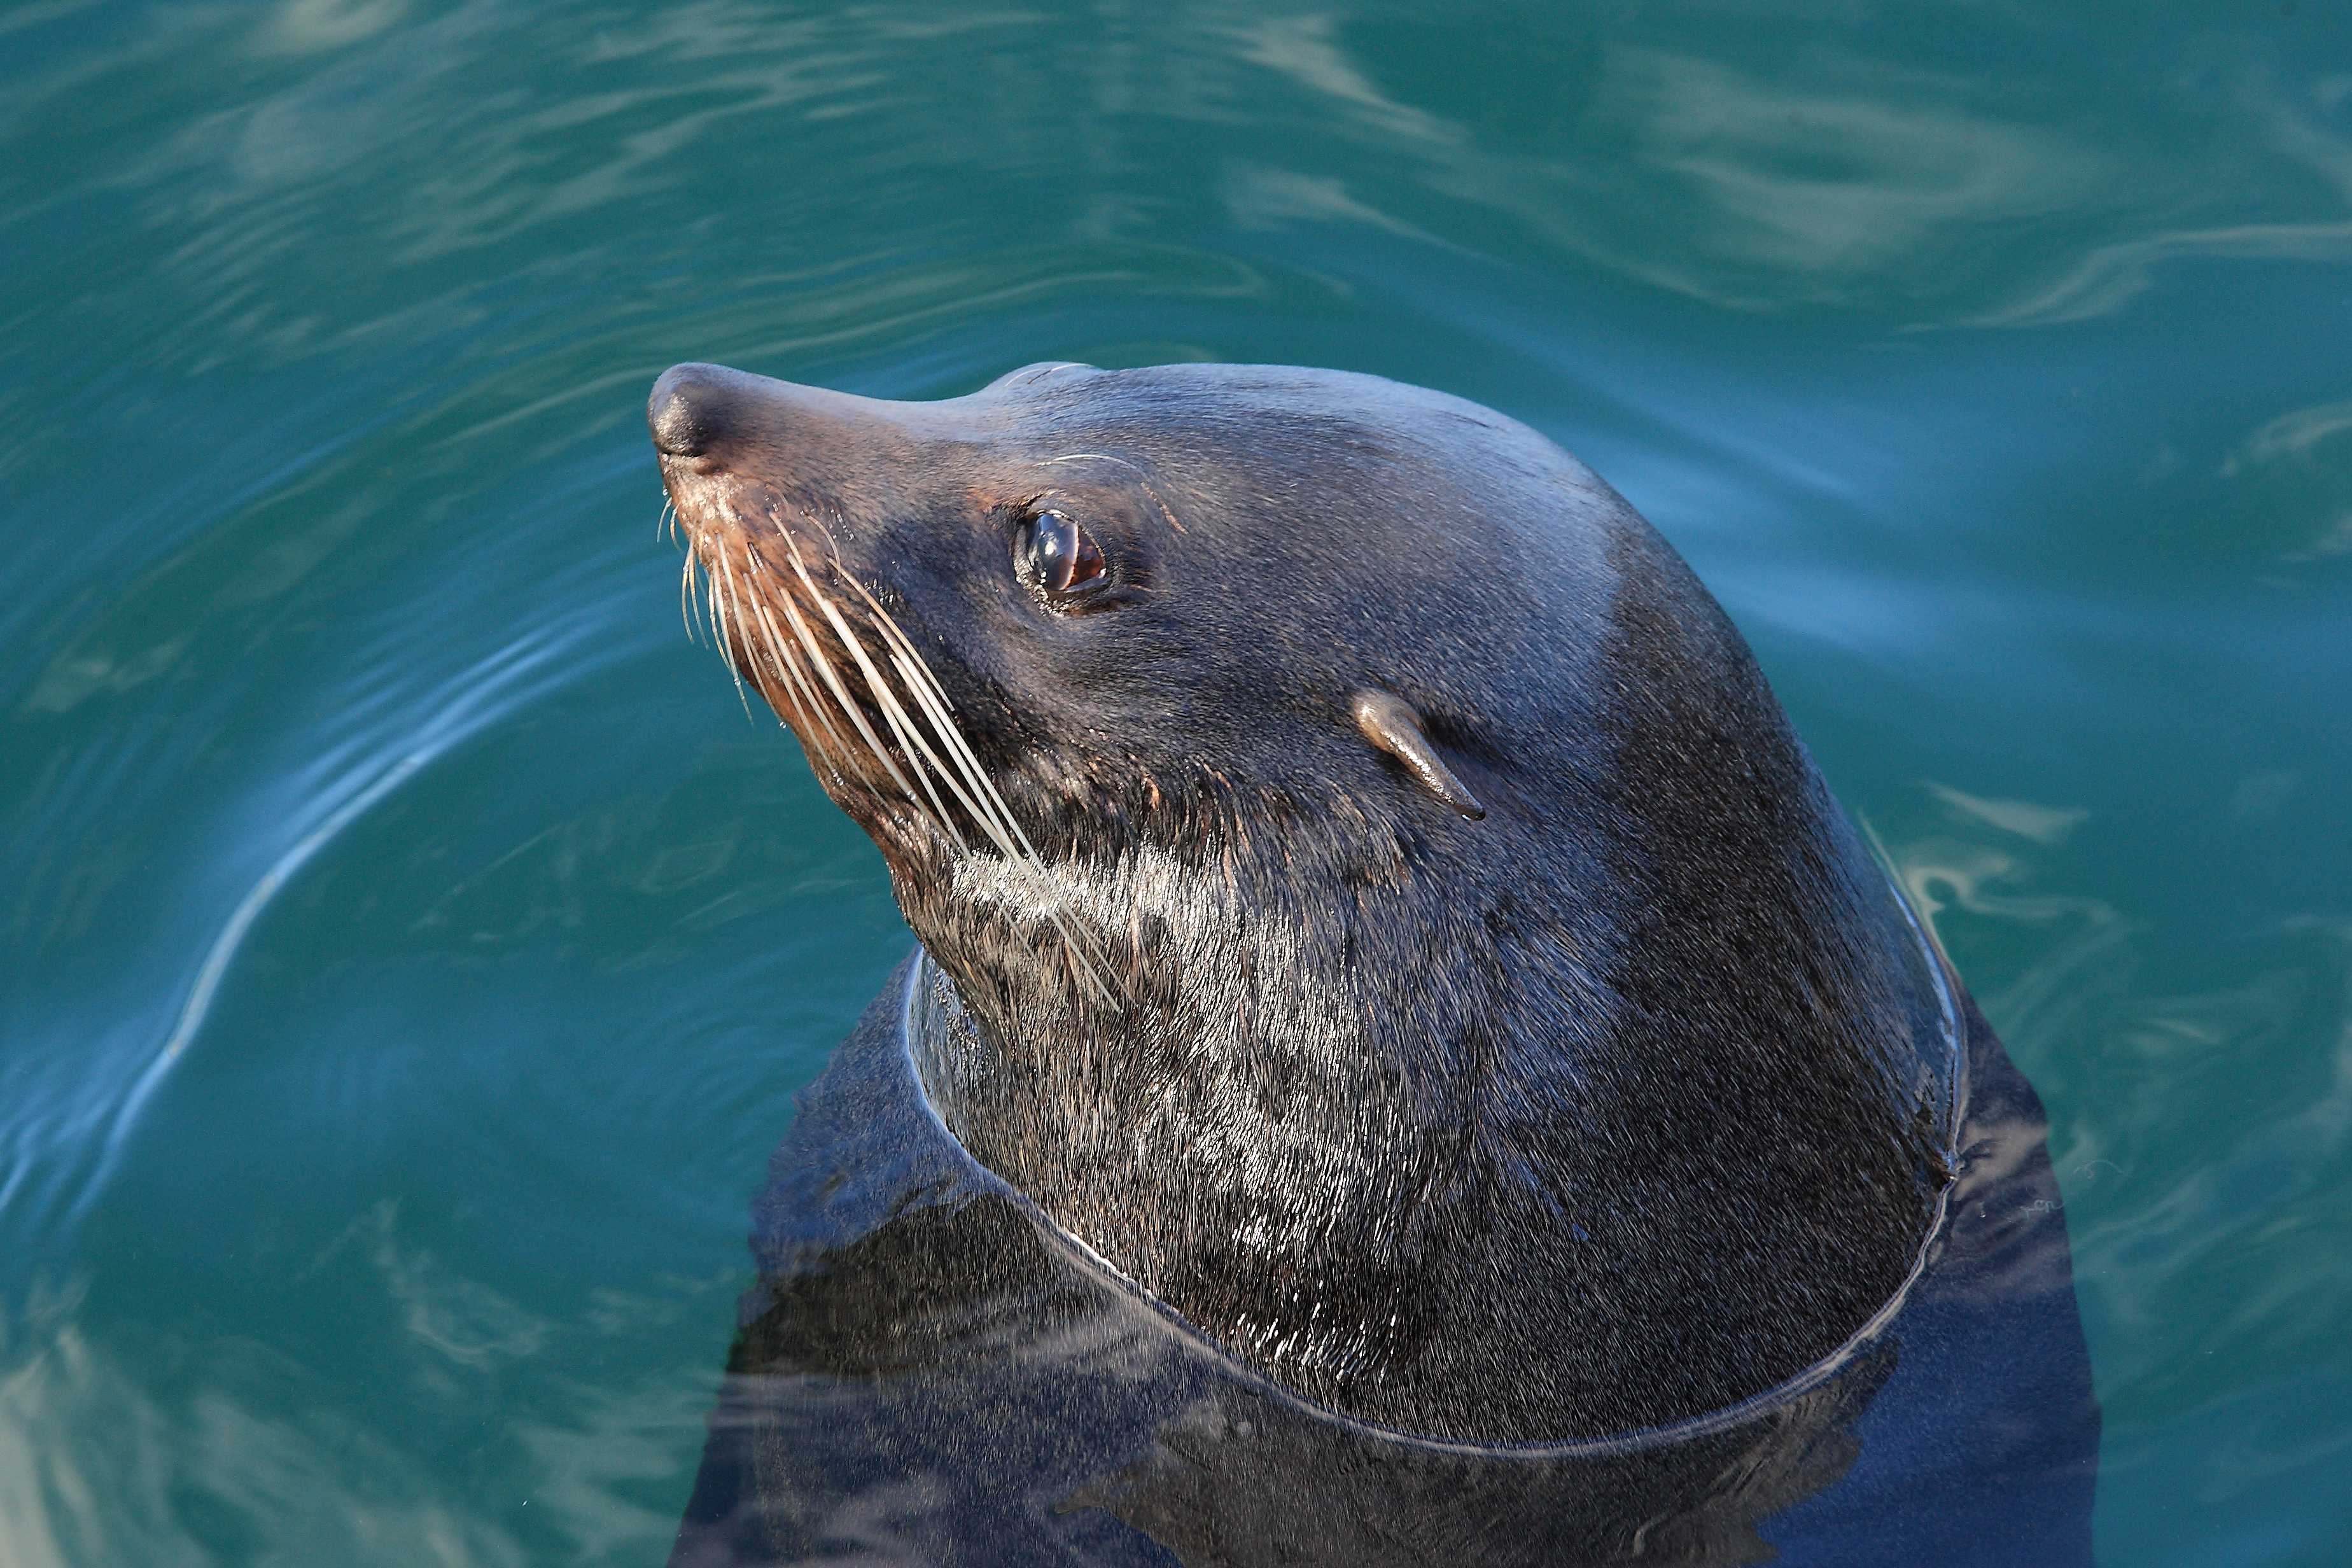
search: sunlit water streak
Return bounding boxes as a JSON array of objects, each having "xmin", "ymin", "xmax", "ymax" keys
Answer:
[{"xmin": 80, "ymin": 618, "xmax": 608, "ymax": 1215}]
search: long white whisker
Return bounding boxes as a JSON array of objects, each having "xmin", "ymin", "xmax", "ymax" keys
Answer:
[
  {"xmin": 900, "ymin": 653, "xmax": 1044, "ymax": 863},
  {"xmin": 714, "ymin": 556, "xmax": 758, "ymax": 722},
  {"xmin": 830, "ymin": 569, "xmax": 1035, "ymax": 847},
  {"xmin": 701, "ymin": 549, "xmax": 724, "ymax": 650},
  {"xmin": 796, "ymin": 556, "xmax": 959, "ymax": 841},
  {"xmin": 889, "ymin": 654, "xmax": 1021, "ymax": 855},
  {"xmin": 766, "ymin": 554, "xmax": 924, "ymax": 806},
  {"xmin": 876, "ymin": 652, "xmax": 1034, "ymax": 857},
  {"xmin": 805, "ymin": 585, "xmax": 957, "ymax": 820},
  {"xmin": 694, "ymin": 545, "xmax": 722, "ymax": 652},
  {"xmin": 706, "ymin": 556, "xmax": 733, "ymax": 669},
  {"xmin": 834, "ymin": 555, "xmax": 1044, "ymax": 853},
  {"xmin": 840, "ymin": 575, "xmax": 951, "ymax": 710},
  {"xmin": 739, "ymin": 591, "xmax": 798, "ymax": 720},
  {"xmin": 746, "ymin": 590, "xmax": 854, "ymax": 776},
  {"xmin": 755, "ymin": 573, "xmax": 951, "ymax": 852},
  {"xmin": 861, "ymin": 668, "xmax": 964, "ymax": 848}
]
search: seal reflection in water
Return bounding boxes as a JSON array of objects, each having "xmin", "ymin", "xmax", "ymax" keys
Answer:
[{"xmin": 650, "ymin": 361, "xmax": 2097, "ymax": 1566}]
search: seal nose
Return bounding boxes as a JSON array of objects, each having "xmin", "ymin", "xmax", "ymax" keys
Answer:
[{"xmin": 648, "ymin": 362, "xmax": 737, "ymax": 458}]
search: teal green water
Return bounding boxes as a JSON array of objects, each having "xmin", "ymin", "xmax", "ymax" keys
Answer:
[{"xmin": 3, "ymin": 2, "xmax": 2348, "ymax": 1561}]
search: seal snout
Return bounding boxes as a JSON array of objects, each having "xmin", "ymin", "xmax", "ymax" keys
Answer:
[{"xmin": 648, "ymin": 362, "xmax": 741, "ymax": 459}]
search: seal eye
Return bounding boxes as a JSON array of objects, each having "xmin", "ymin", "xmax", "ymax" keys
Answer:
[{"xmin": 1021, "ymin": 509, "xmax": 1107, "ymax": 599}]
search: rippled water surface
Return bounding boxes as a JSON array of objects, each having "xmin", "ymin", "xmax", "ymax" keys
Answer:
[{"xmin": 4, "ymin": 3, "xmax": 2349, "ymax": 1562}]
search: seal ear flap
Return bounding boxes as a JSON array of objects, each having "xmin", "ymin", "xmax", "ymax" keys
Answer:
[{"xmin": 1350, "ymin": 690, "xmax": 1487, "ymax": 821}]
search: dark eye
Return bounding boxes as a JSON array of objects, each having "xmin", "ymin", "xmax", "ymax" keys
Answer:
[{"xmin": 1020, "ymin": 509, "xmax": 1107, "ymax": 598}]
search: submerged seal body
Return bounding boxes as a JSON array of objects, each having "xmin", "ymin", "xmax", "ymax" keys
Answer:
[{"xmin": 649, "ymin": 360, "xmax": 1966, "ymax": 1446}]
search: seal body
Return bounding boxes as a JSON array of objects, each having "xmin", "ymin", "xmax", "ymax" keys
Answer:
[
  {"xmin": 666, "ymin": 954, "xmax": 2094, "ymax": 1567},
  {"xmin": 650, "ymin": 360, "xmax": 1970, "ymax": 1445}
]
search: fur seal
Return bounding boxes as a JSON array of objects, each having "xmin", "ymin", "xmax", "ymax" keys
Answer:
[{"xmin": 648, "ymin": 360, "xmax": 1977, "ymax": 1446}]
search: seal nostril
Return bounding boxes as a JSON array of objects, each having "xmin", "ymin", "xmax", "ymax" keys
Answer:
[{"xmin": 648, "ymin": 362, "xmax": 730, "ymax": 458}]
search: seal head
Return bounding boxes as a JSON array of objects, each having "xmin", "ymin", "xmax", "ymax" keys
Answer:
[{"xmin": 650, "ymin": 359, "xmax": 1957, "ymax": 1444}]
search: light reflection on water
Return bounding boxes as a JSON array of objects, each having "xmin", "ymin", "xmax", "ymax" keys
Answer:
[{"xmin": 1, "ymin": 3, "xmax": 2348, "ymax": 1564}]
